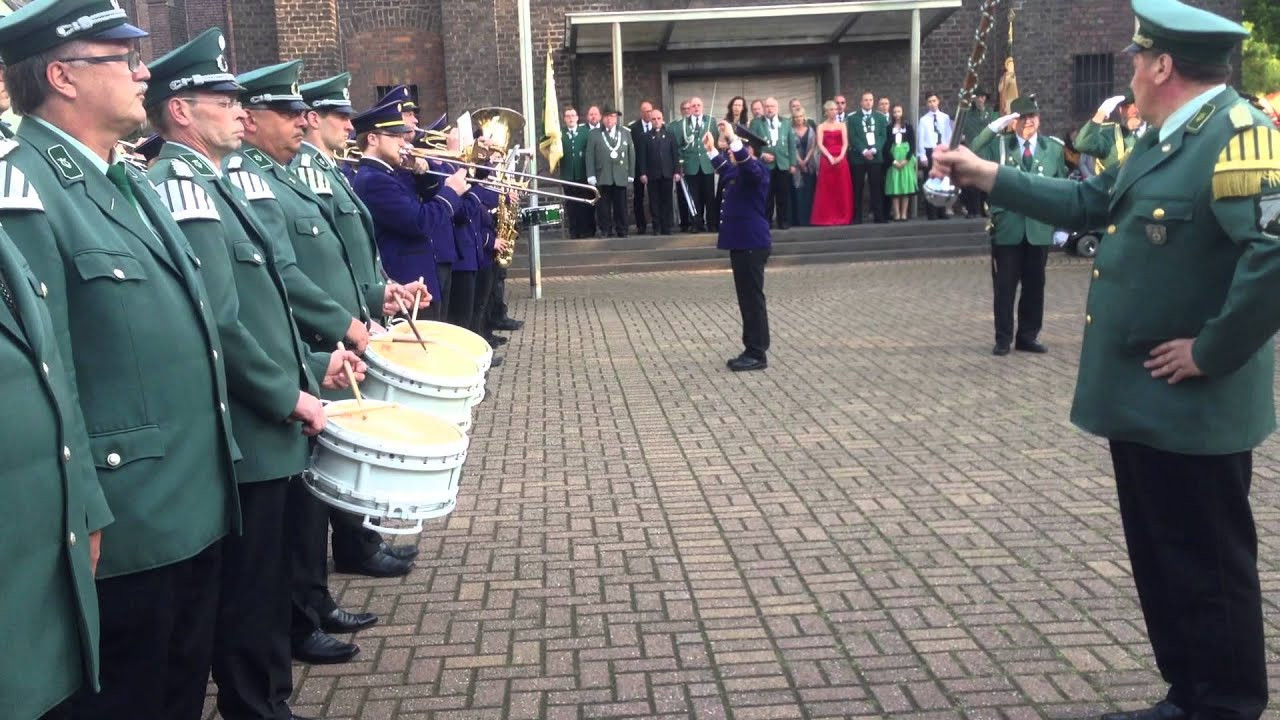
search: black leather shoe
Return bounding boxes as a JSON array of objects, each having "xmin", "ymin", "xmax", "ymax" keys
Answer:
[
  {"xmin": 490, "ymin": 355, "xmax": 503, "ymax": 367},
  {"xmin": 1015, "ymin": 339, "xmax": 1048, "ymax": 353},
  {"xmin": 1100, "ymin": 701, "xmax": 1187, "ymax": 720},
  {"xmin": 321, "ymin": 607, "xmax": 378, "ymax": 634},
  {"xmin": 493, "ymin": 317, "xmax": 523, "ymax": 331},
  {"xmin": 333, "ymin": 548, "xmax": 413, "ymax": 578},
  {"xmin": 292, "ymin": 630, "xmax": 359, "ymax": 665},
  {"xmin": 381, "ymin": 542, "xmax": 419, "ymax": 561},
  {"xmin": 487, "ymin": 334, "xmax": 508, "ymax": 348},
  {"xmin": 992, "ymin": 343, "xmax": 1011, "ymax": 356},
  {"xmin": 728, "ymin": 355, "xmax": 767, "ymax": 372}
]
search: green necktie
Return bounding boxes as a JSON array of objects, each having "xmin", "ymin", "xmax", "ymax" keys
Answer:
[{"xmin": 107, "ymin": 162, "xmax": 138, "ymax": 209}]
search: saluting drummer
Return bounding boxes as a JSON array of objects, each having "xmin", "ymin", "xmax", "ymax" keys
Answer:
[{"xmin": 142, "ymin": 30, "xmax": 366, "ymax": 720}]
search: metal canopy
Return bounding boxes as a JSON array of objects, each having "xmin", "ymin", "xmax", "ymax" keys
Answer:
[{"xmin": 565, "ymin": 0, "xmax": 963, "ymax": 54}]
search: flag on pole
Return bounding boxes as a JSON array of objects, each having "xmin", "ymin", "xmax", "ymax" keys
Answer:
[{"xmin": 538, "ymin": 48, "xmax": 563, "ymax": 172}]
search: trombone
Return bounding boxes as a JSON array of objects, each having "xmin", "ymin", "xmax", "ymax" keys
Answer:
[
  {"xmin": 334, "ymin": 146, "xmax": 599, "ymax": 206},
  {"xmin": 402, "ymin": 146, "xmax": 599, "ymax": 205}
]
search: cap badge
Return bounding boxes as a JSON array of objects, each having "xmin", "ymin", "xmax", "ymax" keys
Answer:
[
  {"xmin": 291, "ymin": 82, "xmax": 300, "ymax": 96},
  {"xmin": 342, "ymin": 87, "xmax": 350, "ymax": 100},
  {"xmin": 217, "ymin": 55, "xmax": 229, "ymax": 72},
  {"xmin": 1132, "ymin": 31, "xmax": 1154, "ymax": 49}
]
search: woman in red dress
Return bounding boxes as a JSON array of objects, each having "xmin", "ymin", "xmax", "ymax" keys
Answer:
[{"xmin": 810, "ymin": 100, "xmax": 854, "ymax": 225}]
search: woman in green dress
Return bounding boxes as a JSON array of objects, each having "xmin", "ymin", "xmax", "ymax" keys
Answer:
[{"xmin": 883, "ymin": 105, "xmax": 917, "ymax": 221}]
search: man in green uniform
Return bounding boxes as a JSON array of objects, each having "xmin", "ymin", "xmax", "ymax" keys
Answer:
[
  {"xmin": 142, "ymin": 30, "xmax": 368, "ymax": 720},
  {"xmin": 846, "ymin": 91, "xmax": 887, "ymax": 224},
  {"xmin": 672, "ymin": 97, "xmax": 716, "ymax": 232},
  {"xmin": 750, "ymin": 96, "xmax": 795, "ymax": 228},
  {"xmin": 294, "ymin": 72, "xmax": 424, "ymax": 580},
  {"xmin": 0, "ymin": 1, "xmax": 240, "ymax": 717},
  {"xmin": 959, "ymin": 88, "xmax": 995, "ymax": 218},
  {"xmin": 934, "ymin": 2, "xmax": 1276, "ymax": 717},
  {"xmin": 1076, "ymin": 87, "xmax": 1150, "ymax": 175},
  {"xmin": 560, "ymin": 106, "xmax": 593, "ymax": 237},
  {"xmin": 224, "ymin": 60, "xmax": 372, "ymax": 667},
  {"xmin": 0, "ymin": 226, "xmax": 112, "ymax": 720},
  {"xmin": 967, "ymin": 94, "xmax": 1068, "ymax": 356}
]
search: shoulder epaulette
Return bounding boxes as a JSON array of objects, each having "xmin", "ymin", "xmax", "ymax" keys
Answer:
[
  {"xmin": 226, "ymin": 155, "xmax": 243, "ymax": 171},
  {"xmin": 1230, "ymin": 102, "xmax": 1256, "ymax": 131},
  {"xmin": 0, "ymin": 139, "xmax": 17, "ymax": 160},
  {"xmin": 1213, "ymin": 124, "xmax": 1280, "ymax": 200},
  {"xmin": 295, "ymin": 165, "xmax": 333, "ymax": 196},
  {"xmin": 298, "ymin": 153, "xmax": 313, "ymax": 169},
  {"xmin": 226, "ymin": 168, "xmax": 277, "ymax": 200},
  {"xmin": 243, "ymin": 148, "xmax": 272, "ymax": 170},
  {"xmin": 168, "ymin": 159, "xmax": 194, "ymax": 179},
  {"xmin": 180, "ymin": 153, "xmax": 217, "ymax": 177},
  {"xmin": 1047, "ymin": 136, "xmax": 1064, "ymax": 145},
  {"xmin": 155, "ymin": 177, "xmax": 221, "ymax": 223},
  {"xmin": 0, "ymin": 161, "xmax": 44, "ymax": 211}
]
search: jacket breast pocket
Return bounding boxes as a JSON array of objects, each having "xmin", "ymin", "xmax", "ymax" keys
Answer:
[
  {"xmin": 72, "ymin": 250, "xmax": 148, "ymax": 284},
  {"xmin": 337, "ymin": 201, "xmax": 360, "ymax": 216},
  {"xmin": 293, "ymin": 218, "xmax": 326, "ymax": 241},
  {"xmin": 89, "ymin": 424, "xmax": 165, "ymax": 471},
  {"xmin": 232, "ymin": 242, "xmax": 266, "ymax": 266},
  {"xmin": 1134, "ymin": 199, "xmax": 1193, "ymax": 246}
]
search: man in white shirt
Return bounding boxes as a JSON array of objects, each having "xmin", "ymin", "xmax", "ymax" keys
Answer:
[
  {"xmin": 629, "ymin": 100, "xmax": 655, "ymax": 234},
  {"xmin": 834, "ymin": 94, "xmax": 848, "ymax": 124},
  {"xmin": 917, "ymin": 92, "xmax": 954, "ymax": 219}
]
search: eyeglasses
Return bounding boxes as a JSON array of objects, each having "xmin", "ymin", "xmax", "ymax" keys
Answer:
[
  {"xmin": 177, "ymin": 97, "xmax": 242, "ymax": 111},
  {"xmin": 268, "ymin": 108, "xmax": 305, "ymax": 120},
  {"xmin": 59, "ymin": 48, "xmax": 143, "ymax": 73}
]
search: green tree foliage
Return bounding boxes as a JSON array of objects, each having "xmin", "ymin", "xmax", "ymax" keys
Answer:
[
  {"xmin": 1244, "ymin": 0, "xmax": 1280, "ymax": 48},
  {"xmin": 1243, "ymin": 22, "xmax": 1280, "ymax": 95}
]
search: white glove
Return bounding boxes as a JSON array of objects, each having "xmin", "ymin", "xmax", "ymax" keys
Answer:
[
  {"xmin": 1052, "ymin": 230, "xmax": 1070, "ymax": 247},
  {"xmin": 587, "ymin": 176, "xmax": 597, "ymax": 186},
  {"xmin": 1095, "ymin": 95, "xmax": 1126, "ymax": 118},
  {"xmin": 627, "ymin": 177, "xmax": 633, "ymax": 183},
  {"xmin": 988, "ymin": 112, "xmax": 1020, "ymax": 133}
]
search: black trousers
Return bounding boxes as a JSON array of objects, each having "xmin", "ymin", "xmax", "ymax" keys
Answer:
[
  {"xmin": 632, "ymin": 178, "xmax": 647, "ymax": 232},
  {"xmin": 486, "ymin": 265, "xmax": 509, "ymax": 326},
  {"xmin": 212, "ymin": 477, "xmax": 293, "ymax": 720},
  {"xmin": 473, "ymin": 263, "xmax": 496, "ymax": 337},
  {"xmin": 852, "ymin": 161, "xmax": 884, "ymax": 223},
  {"xmin": 921, "ymin": 149, "xmax": 944, "ymax": 219},
  {"xmin": 729, "ymin": 249, "xmax": 770, "ymax": 359},
  {"xmin": 597, "ymin": 184, "xmax": 628, "ymax": 236},
  {"xmin": 1109, "ymin": 441, "xmax": 1267, "ymax": 719},
  {"xmin": 288, "ymin": 473, "xmax": 334, "ymax": 645},
  {"xmin": 990, "ymin": 240, "xmax": 1048, "ymax": 347},
  {"xmin": 448, "ymin": 269, "xmax": 477, "ymax": 330},
  {"xmin": 329, "ymin": 510, "xmax": 383, "ymax": 567},
  {"xmin": 75, "ymin": 541, "xmax": 222, "ymax": 720},
  {"xmin": 688, "ymin": 172, "xmax": 714, "ymax": 231},
  {"xmin": 962, "ymin": 187, "xmax": 988, "ymax": 218},
  {"xmin": 766, "ymin": 168, "xmax": 791, "ymax": 227},
  {"xmin": 41, "ymin": 701, "xmax": 72, "ymax": 720},
  {"xmin": 648, "ymin": 178, "xmax": 674, "ymax": 233},
  {"xmin": 565, "ymin": 185, "xmax": 595, "ymax": 238},
  {"xmin": 880, "ymin": 162, "xmax": 892, "ymax": 220},
  {"xmin": 432, "ymin": 262, "xmax": 452, "ymax": 322}
]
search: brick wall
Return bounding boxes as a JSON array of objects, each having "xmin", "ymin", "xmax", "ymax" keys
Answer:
[
  {"xmin": 228, "ymin": 0, "xmax": 282, "ymax": 72},
  {"xmin": 338, "ymin": 0, "xmax": 445, "ymax": 112},
  {"xmin": 276, "ymin": 0, "xmax": 343, "ymax": 80}
]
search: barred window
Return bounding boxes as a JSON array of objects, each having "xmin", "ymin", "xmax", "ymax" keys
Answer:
[
  {"xmin": 375, "ymin": 84, "xmax": 419, "ymax": 106},
  {"xmin": 1072, "ymin": 54, "xmax": 1115, "ymax": 115}
]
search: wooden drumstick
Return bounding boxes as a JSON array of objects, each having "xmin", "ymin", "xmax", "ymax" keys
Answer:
[
  {"xmin": 411, "ymin": 276, "xmax": 424, "ymax": 324},
  {"xmin": 395, "ymin": 297, "xmax": 431, "ymax": 353},
  {"xmin": 336, "ymin": 341, "xmax": 363, "ymax": 406}
]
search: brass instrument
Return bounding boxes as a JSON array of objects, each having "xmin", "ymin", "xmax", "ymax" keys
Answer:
[{"xmin": 406, "ymin": 146, "xmax": 599, "ymax": 205}]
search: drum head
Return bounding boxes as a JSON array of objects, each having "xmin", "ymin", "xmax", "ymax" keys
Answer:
[
  {"xmin": 388, "ymin": 320, "xmax": 491, "ymax": 359},
  {"xmin": 326, "ymin": 400, "xmax": 466, "ymax": 446},
  {"xmin": 369, "ymin": 341, "xmax": 480, "ymax": 380}
]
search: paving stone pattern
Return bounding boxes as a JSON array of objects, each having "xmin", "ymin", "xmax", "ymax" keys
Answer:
[{"xmin": 206, "ymin": 257, "xmax": 1280, "ymax": 719}]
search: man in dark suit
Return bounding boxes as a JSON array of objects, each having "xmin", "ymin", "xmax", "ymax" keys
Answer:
[
  {"xmin": 849, "ymin": 91, "xmax": 888, "ymax": 224},
  {"xmin": 629, "ymin": 100, "xmax": 655, "ymax": 234},
  {"xmin": 642, "ymin": 108, "xmax": 678, "ymax": 235}
]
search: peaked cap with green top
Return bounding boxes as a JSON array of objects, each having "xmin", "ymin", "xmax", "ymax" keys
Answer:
[
  {"xmin": 0, "ymin": 0, "xmax": 148, "ymax": 65},
  {"xmin": 144, "ymin": 27, "xmax": 242, "ymax": 107},
  {"xmin": 1126, "ymin": 0, "xmax": 1248, "ymax": 66}
]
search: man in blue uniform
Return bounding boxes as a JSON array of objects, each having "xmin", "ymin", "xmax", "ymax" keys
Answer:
[{"xmin": 707, "ymin": 121, "xmax": 772, "ymax": 372}]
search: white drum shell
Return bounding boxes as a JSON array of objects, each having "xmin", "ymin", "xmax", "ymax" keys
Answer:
[
  {"xmin": 362, "ymin": 346, "xmax": 485, "ymax": 431},
  {"xmin": 307, "ymin": 414, "xmax": 469, "ymax": 523}
]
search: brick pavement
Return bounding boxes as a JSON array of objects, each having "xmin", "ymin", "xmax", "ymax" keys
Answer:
[{"xmin": 206, "ymin": 256, "xmax": 1280, "ymax": 719}]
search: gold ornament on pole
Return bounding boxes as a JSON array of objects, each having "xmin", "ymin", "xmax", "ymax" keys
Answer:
[{"xmin": 998, "ymin": 3, "xmax": 1020, "ymax": 115}]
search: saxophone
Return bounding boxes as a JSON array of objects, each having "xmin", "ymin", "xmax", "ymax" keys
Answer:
[{"xmin": 495, "ymin": 188, "xmax": 520, "ymax": 268}]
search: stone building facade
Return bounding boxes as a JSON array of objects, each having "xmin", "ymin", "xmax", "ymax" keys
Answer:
[{"xmin": 123, "ymin": 0, "xmax": 1241, "ymax": 138}]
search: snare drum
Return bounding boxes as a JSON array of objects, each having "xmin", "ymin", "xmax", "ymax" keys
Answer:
[
  {"xmin": 520, "ymin": 204, "xmax": 563, "ymax": 227},
  {"xmin": 362, "ymin": 339, "xmax": 485, "ymax": 430},
  {"xmin": 385, "ymin": 320, "xmax": 493, "ymax": 373},
  {"xmin": 307, "ymin": 400, "xmax": 468, "ymax": 535}
]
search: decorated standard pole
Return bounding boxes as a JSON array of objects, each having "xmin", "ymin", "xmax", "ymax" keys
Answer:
[{"xmin": 923, "ymin": 0, "xmax": 1003, "ymax": 209}]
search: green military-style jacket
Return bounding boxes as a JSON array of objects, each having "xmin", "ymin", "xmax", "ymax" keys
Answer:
[
  {"xmin": 972, "ymin": 127, "xmax": 1069, "ymax": 246},
  {"xmin": 292, "ymin": 142, "xmax": 387, "ymax": 318},
  {"xmin": 671, "ymin": 116, "xmax": 715, "ymax": 175},
  {"xmin": 149, "ymin": 143, "xmax": 324, "ymax": 484},
  {"xmin": 585, "ymin": 125, "xmax": 635, "ymax": 187},
  {"xmin": 1075, "ymin": 120, "xmax": 1139, "ymax": 174},
  {"xmin": 845, "ymin": 110, "xmax": 888, "ymax": 166},
  {"xmin": 987, "ymin": 87, "xmax": 1280, "ymax": 454},
  {"xmin": 560, "ymin": 125, "xmax": 590, "ymax": 183},
  {"xmin": 0, "ymin": 118, "xmax": 238, "ymax": 579},
  {"xmin": 960, "ymin": 107, "xmax": 996, "ymax": 146},
  {"xmin": 0, "ymin": 228, "xmax": 111, "ymax": 720},
  {"xmin": 748, "ymin": 115, "xmax": 795, "ymax": 170},
  {"xmin": 225, "ymin": 145, "xmax": 367, "ymax": 356}
]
